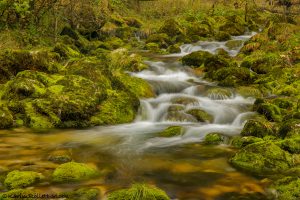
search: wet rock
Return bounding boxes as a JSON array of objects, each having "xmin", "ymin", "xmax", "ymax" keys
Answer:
[
  {"xmin": 171, "ymin": 97, "xmax": 198, "ymax": 105},
  {"xmin": 4, "ymin": 170, "xmax": 44, "ymax": 189},
  {"xmin": 241, "ymin": 119, "xmax": 275, "ymax": 138},
  {"xmin": 167, "ymin": 44, "xmax": 181, "ymax": 53},
  {"xmin": 204, "ymin": 133, "xmax": 224, "ymax": 145},
  {"xmin": 205, "ymin": 88, "xmax": 232, "ymax": 100},
  {"xmin": 107, "ymin": 184, "xmax": 170, "ymax": 200},
  {"xmin": 168, "ymin": 105, "xmax": 185, "ymax": 112},
  {"xmin": 230, "ymin": 141, "xmax": 294, "ymax": 174},
  {"xmin": 186, "ymin": 109, "xmax": 213, "ymax": 122},
  {"xmin": 159, "ymin": 126, "xmax": 183, "ymax": 137},
  {"xmin": 271, "ymin": 177, "xmax": 300, "ymax": 200},
  {"xmin": 225, "ymin": 40, "xmax": 244, "ymax": 50},
  {"xmin": 165, "ymin": 111, "xmax": 197, "ymax": 122},
  {"xmin": 279, "ymin": 136, "xmax": 300, "ymax": 154},
  {"xmin": 48, "ymin": 150, "xmax": 72, "ymax": 164},
  {"xmin": 212, "ymin": 67, "xmax": 253, "ymax": 87},
  {"xmin": 236, "ymin": 86, "xmax": 262, "ymax": 98},
  {"xmin": 181, "ymin": 51, "xmax": 213, "ymax": 67},
  {"xmin": 52, "ymin": 162, "xmax": 98, "ymax": 183}
]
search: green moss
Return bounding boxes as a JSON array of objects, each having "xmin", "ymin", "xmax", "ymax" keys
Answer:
[
  {"xmin": 241, "ymin": 119, "xmax": 274, "ymax": 138},
  {"xmin": 187, "ymin": 22, "xmax": 211, "ymax": 39},
  {"xmin": 146, "ymin": 33, "xmax": 171, "ymax": 49},
  {"xmin": 186, "ymin": 109, "xmax": 213, "ymax": 122},
  {"xmin": 159, "ymin": 19, "xmax": 184, "ymax": 38},
  {"xmin": 171, "ymin": 97, "xmax": 198, "ymax": 105},
  {"xmin": 255, "ymin": 102, "xmax": 282, "ymax": 122},
  {"xmin": 212, "ymin": 67, "xmax": 253, "ymax": 87},
  {"xmin": 230, "ymin": 141, "xmax": 293, "ymax": 174},
  {"xmin": 167, "ymin": 44, "xmax": 181, "ymax": 53},
  {"xmin": 159, "ymin": 126, "xmax": 183, "ymax": 137},
  {"xmin": 231, "ymin": 136, "xmax": 263, "ymax": 148},
  {"xmin": 278, "ymin": 119, "xmax": 300, "ymax": 138},
  {"xmin": 107, "ymin": 184, "xmax": 170, "ymax": 200},
  {"xmin": 181, "ymin": 51, "xmax": 213, "ymax": 67},
  {"xmin": 225, "ymin": 40, "xmax": 244, "ymax": 50},
  {"xmin": 0, "ymin": 189, "xmax": 35, "ymax": 200},
  {"xmin": 0, "ymin": 106, "xmax": 13, "ymax": 129},
  {"xmin": 214, "ymin": 31, "xmax": 231, "ymax": 41},
  {"xmin": 90, "ymin": 90, "xmax": 139, "ymax": 125},
  {"xmin": 53, "ymin": 43, "xmax": 81, "ymax": 59},
  {"xmin": 145, "ymin": 43, "xmax": 160, "ymax": 52},
  {"xmin": 62, "ymin": 188, "xmax": 100, "ymax": 200},
  {"xmin": 279, "ymin": 136, "xmax": 300, "ymax": 154},
  {"xmin": 271, "ymin": 177, "xmax": 300, "ymax": 200},
  {"xmin": 236, "ymin": 86, "xmax": 262, "ymax": 98},
  {"xmin": 4, "ymin": 170, "xmax": 44, "ymax": 189},
  {"xmin": 52, "ymin": 162, "xmax": 98, "ymax": 183},
  {"xmin": 204, "ymin": 133, "xmax": 224, "ymax": 145}
]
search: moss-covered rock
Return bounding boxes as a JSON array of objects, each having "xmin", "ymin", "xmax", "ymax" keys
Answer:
[
  {"xmin": 231, "ymin": 136, "xmax": 263, "ymax": 148},
  {"xmin": 62, "ymin": 188, "xmax": 100, "ymax": 200},
  {"xmin": 181, "ymin": 51, "xmax": 213, "ymax": 67},
  {"xmin": 187, "ymin": 22, "xmax": 211, "ymax": 39},
  {"xmin": 241, "ymin": 119, "xmax": 274, "ymax": 138},
  {"xmin": 230, "ymin": 141, "xmax": 294, "ymax": 174},
  {"xmin": 159, "ymin": 126, "xmax": 183, "ymax": 137},
  {"xmin": 167, "ymin": 44, "xmax": 181, "ymax": 53},
  {"xmin": 214, "ymin": 31, "xmax": 231, "ymax": 41},
  {"xmin": 171, "ymin": 97, "xmax": 198, "ymax": 105},
  {"xmin": 159, "ymin": 19, "xmax": 184, "ymax": 38},
  {"xmin": 212, "ymin": 67, "xmax": 253, "ymax": 87},
  {"xmin": 107, "ymin": 184, "xmax": 170, "ymax": 200},
  {"xmin": 271, "ymin": 177, "xmax": 300, "ymax": 200},
  {"xmin": 48, "ymin": 150, "xmax": 72, "ymax": 164},
  {"xmin": 52, "ymin": 162, "xmax": 98, "ymax": 183},
  {"xmin": 278, "ymin": 119, "xmax": 300, "ymax": 138},
  {"xmin": 255, "ymin": 102, "xmax": 282, "ymax": 122},
  {"xmin": 166, "ymin": 111, "xmax": 197, "ymax": 122},
  {"xmin": 186, "ymin": 109, "xmax": 213, "ymax": 123},
  {"xmin": 204, "ymin": 133, "xmax": 224, "ymax": 145},
  {"xmin": 225, "ymin": 40, "xmax": 244, "ymax": 50},
  {"xmin": 279, "ymin": 136, "xmax": 300, "ymax": 154},
  {"xmin": 236, "ymin": 86, "xmax": 262, "ymax": 98},
  {"xmin": 4, "ymin": 170, "xmax": 44, "ymax": 189},
  {"xmin": 0, "ymin": 106, "xmax": 13, "ymax": 129},
  {"xmin": 205, "ymin": 88, "xmax": 232, "ymax": 100},
  {"xmin": 90, "ymin": 90, "xmax": 139, "ymax": 125},
  {"xmin": 146, "ymin": 33, "xmax": 171, "ymax": 49}
]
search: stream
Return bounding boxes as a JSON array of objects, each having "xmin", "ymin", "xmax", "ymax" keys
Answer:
[{"xmin": 0, "ymin": 32, "xmax": 267, "ymax": 199}]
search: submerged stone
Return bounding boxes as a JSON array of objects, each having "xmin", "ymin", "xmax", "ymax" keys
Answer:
[
  {"xmin": 107, "ymin": 184, "xmax": 170, "ymax": 200},
  {"xmin": 159, "ymin": 126, "xmax": 183, "ymax": 137},
  {"xmin": 186, "ymin": 109, "xmax": 213, "ymax": 123},
  {"xmin": 204, "ymin": 133, "xmax": 224, "ymax": 145}
]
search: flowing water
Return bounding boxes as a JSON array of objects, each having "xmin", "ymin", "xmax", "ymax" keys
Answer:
[{"xmin": 0, "ymin": 33, "xmax": 268, "ymax": 199}]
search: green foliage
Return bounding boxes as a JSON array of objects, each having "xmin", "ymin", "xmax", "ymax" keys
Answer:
[
  {"xmin": 107, "ymin": 184, "xmax": 170, "ymax": 200},
  {"xmin": 4, "ymin": 170, "xmax": 44, "ymax": 189},
  {"xmin": 52, "ymin": 162, "xmax": 98, "ymax": 183}
]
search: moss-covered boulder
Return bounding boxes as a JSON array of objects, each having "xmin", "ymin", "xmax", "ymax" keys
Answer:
[
  {"xmin": 214, "ymin": 31, "xmax": 231, "ymax": 41},
  {"xmin": 0, "ymin": 107, "xmax": 13, "ymax": 129},
  {"xmin": 271, "ymin": 177, "xmax": 300, "ymax": 200},
  {"xmin": 186, "ymin": 109, "xmax": 213, "ymax": 122},
  {"xmin": 225, "ymin": 40, "xmax": 244, "ymax": 50},
  {"xmin": 62, "ymin": 188, "xmax": 100, "ymax": 200},
  {"xmin": 204, "ymin": 133, "xmax": 224, "ymax": 145},
  {"xmin": 166, "ymin": 111, "xmax": 197, "ymax": 122},
  {"xmin": 241, "ymin": 119, "xmax": 274, "ymax": 138},
  {"xmin": 181, "ymin": 51, "xmax": 213, "ymax": 67},
  {"xmin": 48, "ymin": 150, "xmax": 72, "ymax": 164},
  {"xmin": 107, "ymin": 184, "xmax": 170, "ymax": 200},
  {"xmin": 90, "ymin": 90, "xmax": 139, "ymax": 125},
  {"xmin": 230, "ymin": 141, "xmax": 294, "ymax": 174},
  {"xmin": 4, "ymin": 170, "xmax": 44, "ymax": 189},
  {"xmin": 171, "ymin": 97, "xmax": 198, "ymax": 105},
  {"xmin": 167, "ymin": 44, "xmax": 181, "ymax": 53},
  {"xmin": 254, "ymin": 102, "xmax": 282, "ymax": 122},
  {"xmin": 0, "ymin": 49, "xmax": 60, "ymax": 83},
  {"xmin": 159, "ymin": 19, "xmax": 184, "ymax": 38},
  {"xmin": 159, "ymin": 126, "xmax": 183, "ymax": 137},
  {"xmin": 146, "ymin": 33, "xmax": 171, "ymax": 49},
  {"xmin": 205, "ymin": 88, "xmax": 232, "ymax": 100},
  {"xmin": 279, "ymin": 136, "xmax": 300, "ymax": 154},
  {"xmin": 187, "ymin": 22, "xmax": 211, "ymax": 39},
  {"xmin": 236, "ymin": 86, "xmax": 262, "ymax": 98},
  {"xmin": 231, "ymin": 136, "xmax": 263, "ymax": 148},
  {"xmin": 219, "ymin": 16, "xmax": 246, "ymax": 36},
  {"xmin": 278, "ymin": 119, "xmax": 300, "ymax": 138},
  {"xmin": 52, "ymin": 162, "xmax": 98, "ymax": 183}
]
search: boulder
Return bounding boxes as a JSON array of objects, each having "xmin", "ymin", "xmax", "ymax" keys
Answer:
[
  {"xmin": 4, "ymin": 170, "xmax": 44, "ymax": 189},
  {"xmin": 159, "ymin": 126, "xmax": 183, "ymax": 137}
]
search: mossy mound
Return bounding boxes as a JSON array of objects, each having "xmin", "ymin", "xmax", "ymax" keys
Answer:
[
  {"xmin": 236, "ymin": 86, "xmax": 262, "ymax": 98},
  {"xmin": 204, "ymin": 133, "xmax": 224, "ymax": 145},
  {"xmin": 146, "ymin": 33, "xmax": 172, "ymax": 49},
  {"xmin": 254, "ymin": 102, "xmax": 282, "ymax": 122},
  {"xmin": 271, "ymin": 177, "xmax": 300, "ymax": 200},
  {"xmin": 241, "ymin": 119, "xmax": 274, "ymax": 138},
  {"xmin": 186, "ymin": 109, "xmax": 213, "ymax": 122},
  {"xmin": 52, "ymin": 162, "xmax": 98, "ymax": 183},
  {"xmin": 230, "ymin": 141, "xmax": 294, "ymax": 174},
  {"xmin": 231, "ymin": 136, "xmax": 263, "ymax": 148},
  {"xmin": 62, "ymin": 188, "xmax": 100, "ymax": 200},
  {"xmin": 278, "ymin": 119, "xmax": 300, "ymax": 138},
  {"xmin": 159, "ymin": 19, "xmax": 184, "ymax": 38},
  {"xmin": 181, "ymin": 51, "xmax": 213, "ymax": 67},
  {"xmin": 4, "ymin": 170, "xmax": 44, "ymax": 189},
  {"xmin": 0, "ymin": 107, "xmax": 13, "ymax": 129},
  {"xmin": 214, "ymin": 31, "xmax": 231, "ymax": 41},
  {"xmin": 159, "ymin": 126, "xmax": 183, "ymax": 137},
  {"xmin": 0, "ymin": 49, "xmax": 60, "ymax": 83},
  {"xmin": 107, "ymin": 184, "xmax": 170, "ymax": 200},
  {"xmin": 279, "ymin": 136, "xmax": 300, "ymax": 154}
]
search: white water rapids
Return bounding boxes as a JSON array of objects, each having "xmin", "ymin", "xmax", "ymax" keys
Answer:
[{"xmin": 78, "ymin": 32, "xmax": 257, "ymax": 153}]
